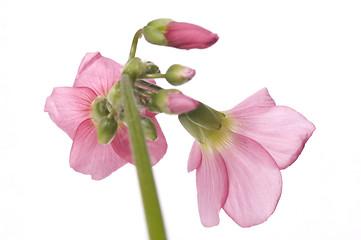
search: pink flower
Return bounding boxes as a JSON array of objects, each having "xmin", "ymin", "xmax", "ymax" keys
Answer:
[
  {"xmin": 186, "ymin": 88, "xmax": 315, "ymax": 227},
  {"xmin": 165, "ymin": 22, "xmax": 219, "ymax": 50},
  {"xmin": 44, "ymin": 52, "xmax": 167, "ymax": 180}
]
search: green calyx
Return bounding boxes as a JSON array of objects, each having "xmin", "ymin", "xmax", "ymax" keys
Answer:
[
  {"xmin": 97, "ymin": 117, "xmax": 118, "ymax": 145},
  {"xmin": 179, "ymin": 103, "xmax": 228, "ymax": 145},
  {"xmin": 91, "ymin": 97, "xmax": 110, "ymax": 123},
  {"xmin": 150, "ymin": 89, "xmax": 180, "ymax": 114},
  {"xmin": 145, "ymin": 61, "xmax": 160, "ymax": 74},
  {"xmin": 186, "ymin": 102, "xmax": 222, "ymax": 130},
  {"xmin": 165, "ymin": 64, "xmax": 192, "ymax": 86},
  {"xmin": 143, "ymin": 18, "xmax": 173, "ymax": 46}
]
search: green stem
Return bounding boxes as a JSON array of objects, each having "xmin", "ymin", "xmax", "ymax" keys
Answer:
[
  {"xmin": 136, "ymin": 79, "xmax": 163, "ymax": 92},
  {"xmin": 120, "ymin": 74, "xmax": 167, "ymax": 240},
  {"xmin": 142, "ymin": 73, "xmax": 166, "ymax": 79},
  {"xmin": 129, "ymin": 29, "xmax": 143, "ymax": 60}
]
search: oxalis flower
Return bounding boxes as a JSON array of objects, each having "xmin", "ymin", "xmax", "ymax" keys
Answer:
[
  {"xmin": 44, "ymin": 52, "xmax": 167, "ymax": 180},
  {"xmin": 179, "ymin": 88, "xmax": 315, "ymax": 227}
]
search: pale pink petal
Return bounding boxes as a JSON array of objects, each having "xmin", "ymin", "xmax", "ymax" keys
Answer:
[
  {"xmin": 167, "ymin": 93, "xmax": 199, "ymax": 114},
  {"xmin": 188, "ymin": 141, "xmax": 202, "ymax": 172},
  {"xmin": 76, "ymin": 52, "xmax": 102, "ymax": 75},
  {"xmin": 227, "ymin": 88, "xmax": 275, "ymax": 115},
  {"xmin": 70, "ymin": 119, "xmax": 128, "ymax": 180},
  {"xmin": 222, "ymin": 133, "xmax": 282, "ymax": 227},
  {"xmin": 111, "ymin": 117, "xmax": 167, "ymax": 166},
  {"xmin": 73, "ymin": 53, "xmax": 123, "ymax": 96},
  {"xmin": 196, "ymin": 148, "xmax": 228, "ymax": 227},
  {"xmin": 227, "ymin": 106, "xmax": 315, "ymax": 169},
  {"xmin": 44, "ymin": 87, "xmax": 97, "ymax": 139}
]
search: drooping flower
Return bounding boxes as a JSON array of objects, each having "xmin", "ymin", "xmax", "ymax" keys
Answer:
[
  {"xmin": 143, "ymin": 18, "xmax": 219, "ymax": 50},
  {"xmin": 44, "ymin": 52, "xmax": 167, "ymax": 180},
  {"xmin": 179, "ymin": 88, "xmax": 315, "ymax": 227}
]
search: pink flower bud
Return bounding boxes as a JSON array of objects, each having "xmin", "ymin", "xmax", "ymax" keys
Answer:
[
  {"xmin": 143, "ymin": 19, "xmax": 218, "ymax": 50},
  {"xmin": 151, "ymin": 89, "xmax": 199, "ymax": 114},
  {"xmin": 167, "ymin": 92, "xmax": 199, "ymax": 114},
  {"xmin": 165, "ymin": 64, "xmax": 196, "ymax": 86},
  {"xmin": 165, "ymin": 22, "xmax": 219, "ymax": 50}
]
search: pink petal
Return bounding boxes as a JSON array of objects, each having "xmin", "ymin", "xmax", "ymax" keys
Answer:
[
  {"xmin": 227, "ymin": 106, "xmax": 315, "ymax": 169},
  {"xmin": 188, "ymin": 141, "xmax": 202, "ymax": 172},
  {"xmin": 165, "ymin": 22, "xmax": 219, "ymax": 50},
  {"xmin": 221, "ymin": 132, "xmax": 282, "ymax": 227},
  {"xmin": 196, "ymin": 148, "xmax": 228, "ymax": 227},
  {"xmin": 44, "ymin": 87, "xmax": 97, "ymax": 139},
  {"xmin": 111, "ymin": 117, "xmax": 167, "ymax": 166},
  {"xmin": 70, "ymin": 119, "xmax": 128, "ymax": 180},
  {"xmin": 167, "ymin": 93, "xmax": 199, "ymax": 114},
  {"xmin": 76, "ymin": 52, "xmax": 102, "ymax": 75},
  {"xmin": 227, "ymin": 88, "xmax": 275, "ymax": 115},
  {"xmin": 73, "ymin": 53, "xmax": 123, "ymax": 96}
]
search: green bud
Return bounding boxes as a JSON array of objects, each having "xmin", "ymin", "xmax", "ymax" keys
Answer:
[
  {"xmin": 186, "ymin": 102, "xmax": 221, "ymax": 130},
  {"xmin": 91, "ymin": 97, "xmax": 110, "ymax": 123},
  {"xmin": 141, "ymin": 117, "xmax": 158, "ymax": 141},
  {"xmin": 123, "ymin": 57, "xmax": 147, "ymax": 79},
  {"xmin": 165, "ymin": 64, "xmax": 196, "ymax": 86},
  {"xmin": 97, "ymin": 117, "xmax": 118, "ymax": 145},
  {"xmin": 107, "ymin": 81, "xmax": 122, "ymax": 113},
  {"xmin": 178, "ymin": 114, "xmax": 205, "ymax": 143},
  {"xmin": 143, "ymin": 19, "xmax": 173, "ymax": 46},
  {"xmin": 145, "ymin": 61, "xmax": 160, "ymax": 74}
]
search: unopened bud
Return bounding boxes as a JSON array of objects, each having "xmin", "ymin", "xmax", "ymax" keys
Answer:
[
  {"xmin": 97, "ymin": 117, "xmax": 118, "ymax": 145},
  {"xmin": 107, "ymin": 81, "xmax": 122, "ymax": 113},
  {"xmin": 122, "ymin": 57, "xmax": 147, "ymax": 79},
  {"xmin": 143, "ymin": 18, "xmax": 219, "ymax": 50},
  {"xmin": 151, "ymin": 89, "xmax": 198, "ymax": 115},
  {"xmin": 141, "ymin": 117, "xmax": 158, "ymax": 141},
  {"xmin": 145, "ymin": 61, "xmax": 160, "ymax": 74},
  {"xmin": 91, "ymin": 97, "xmax": 110, "ymax": 123},
  {"xmin": 165, "ymin": 64, "xmax": 195, "ymax": 86}
]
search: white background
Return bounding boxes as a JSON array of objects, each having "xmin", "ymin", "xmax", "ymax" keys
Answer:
[{"xmin": 1, "ymin": 0, "xmax": 361, "ymax": 239}]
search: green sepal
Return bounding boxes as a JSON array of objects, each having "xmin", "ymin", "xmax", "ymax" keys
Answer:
[
  {"xmin": 178, "ymin": 114, "xmax": 205, "ymax": 143},
  {"xmin": 141, "ymin": 117, "xmax": 158, "ymax": 141},
  {"xmin": 97, "ymin": 117, "xmax": 118, "ymax": 145},
  {"xmin": 186, "ymin": 102, "xmax": 221, "ymax": 130},
  {"xmin": 143, "ymin": 19, "xmax": 173, "ymax": 46}
]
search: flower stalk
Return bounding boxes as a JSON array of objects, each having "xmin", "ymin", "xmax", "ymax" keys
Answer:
[{"xmin": 120, "ymin": 73, "xmax": 167, "ymax": 240}]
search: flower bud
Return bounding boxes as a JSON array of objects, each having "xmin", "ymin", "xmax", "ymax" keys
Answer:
[
  {"xmin": 122, "ymin": 57, "xmax": 147, "ymax": 79},
  {"xmin": 141, "ymin": 117, "xmax": 158, "ymax": 141},
  {"xmin": 145, "ymin": 61, "xmax": 160, "ymax": 74},
  {"xmin": 97, "ymin": 117, "xmax": 118, "ymax": 145},
  {"xmin": 165, "ymin": 64, "xmax": 195, "ymax": 86},
  {"xmin": 91, "ymin": 97, "xmax": 110, "ymax": 123},
  {"xmin": 151, "ymin": 89, "xmax": 199, "ymax": 115},
  {"xmin": 143, "ymin": 19, "xmax": 219, "ymax": 50},
  {"xmin": 107, "ymin": 81, "xmax": 122, "ymax": 113}
]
